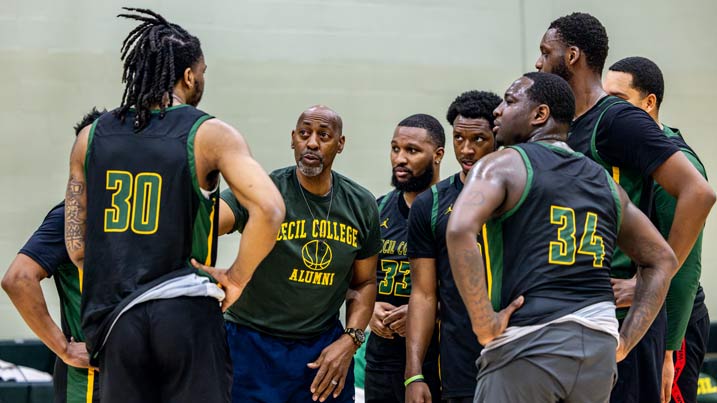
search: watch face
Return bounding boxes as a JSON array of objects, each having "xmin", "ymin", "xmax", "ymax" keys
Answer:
[{"xmin": 355, "ymin": 329, "xmax": 365, "ymax": 343}]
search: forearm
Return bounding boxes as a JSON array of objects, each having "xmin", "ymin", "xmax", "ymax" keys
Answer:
[
  {"xmin": 404, "ymin": 291, "xmax": 437, "ymax": 377},
  {"xmin": 4, "ymin": 278, "xmax": 67, "ymax": 357},
  {"xmin": 668, "ymin": 189, "xmax": 715, "ymax": 267},
  {"xmin": 345, "ymin": 278, "xmax": 375, "ymax": 330},
  {"xmin": 620, "ymin": 265, "xmax": 673, "ymax": 353},
  {"xmin": 226, "ymin": 211, "xmax": 281, "ymax": 286}
]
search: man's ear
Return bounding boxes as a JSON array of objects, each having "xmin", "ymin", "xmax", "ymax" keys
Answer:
[
  {"xmin": 183, "ymin": 67, "xmax": 195, "ymax": 89},
  {"xmin": 533, "ymin": 104, "xmax": 550, "ymax": 125},
  {"xmin": 337, "ymin": 135, "xmax": 346, "ymax": 154},
  {"xmin": 567, "ymin": 46, "xmax": 580, "ymax": 67},
  {"xmin": 434, "ymin": 147, "xmax": 445, "ymax": 164},
  {"xmin": 644, "ymin": 93, "xmax": 658, "ymax": 115},
  {"xmin": 290, "ymin": 130, "xmax": 296, "ymax": 149}
]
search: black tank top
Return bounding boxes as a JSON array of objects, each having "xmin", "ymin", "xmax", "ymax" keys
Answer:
[
  {"xmin": 81, "ymin": 105, "xmax": 218, "ymax": 353},
  {"xmin": 485, "ymin": 142, "xmax": 621, "ymax": 327}
]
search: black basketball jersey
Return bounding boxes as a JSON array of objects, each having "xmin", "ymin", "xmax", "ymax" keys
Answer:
[
  {"xmin": 365, "ymin": 190, "xmax": 438, "ymax": 371},
  {"xmin": 486, "ymin": 142, "xmax": 620, "ymax": 327},
  {"xmin": 82, "ymin": 105, "xmax": 219, "ymax": 354},
  {"xmin": 407, "ymin": 173, "xmax": 484, "ymax": 398},
  {"xmin": 568, "ymin": 95, "xmax": 677, "ymax": 283}
]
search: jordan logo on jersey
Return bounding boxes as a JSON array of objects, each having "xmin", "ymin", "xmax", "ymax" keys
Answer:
[
  {"xmin": 444, "ymin": 204, "xmax": 453, "ymax": 215},
  {"xmin": 381, "ymin": 218, "xmax": 389, "ymax": 228}
]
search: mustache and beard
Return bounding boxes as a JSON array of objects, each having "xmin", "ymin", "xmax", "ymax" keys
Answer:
[
  {"xmin": 551, "ymin": 57, "xmax": 573, "ymax": 82},
  {"xmin": 297, "ymin": 150, "xmax": 324, "ymax": 177},
  {"xmin": 391, "ymin": 163, "xmax": 434, "ymax": 193}
]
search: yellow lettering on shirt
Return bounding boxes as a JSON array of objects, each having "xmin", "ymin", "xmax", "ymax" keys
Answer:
[
  {"xmin": 277, "ymin": 220, "xmax": 308, "ymax": 242},
  {"xmin": 310, "ymin": 219, "xmax": 359, "ymax": 248},
  {"xmin": 287, "ymin": 269, "xmax": 335, "ymax": 287}
]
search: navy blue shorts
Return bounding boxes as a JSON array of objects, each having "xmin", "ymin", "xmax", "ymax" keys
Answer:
[{"xmin": 226, "ymin": 321, "xmax": 355, "ymax": 403}]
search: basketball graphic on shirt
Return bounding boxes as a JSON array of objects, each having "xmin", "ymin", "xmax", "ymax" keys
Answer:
[{"xmin": 301, "ymin": 240, "xmax": 333, "ymax": 271}]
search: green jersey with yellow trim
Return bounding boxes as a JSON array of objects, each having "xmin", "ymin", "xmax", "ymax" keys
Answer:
[{"xmin": 222, "ymin": 166, "xmax": 381, "ymax": 338}]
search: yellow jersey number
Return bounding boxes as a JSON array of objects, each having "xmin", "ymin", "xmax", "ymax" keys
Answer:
[
  {"xmin": 548, "ymin": 205, "xmax": 605, "ymax": 268},
  {"xmin": 104, "ymin": 170, "xmax": 162, "ymax": 235}
]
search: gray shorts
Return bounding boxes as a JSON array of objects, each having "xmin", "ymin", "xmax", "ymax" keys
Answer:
[{"xmin": 474, "ymin": 321, "xmax": 617, "ymax": 403}]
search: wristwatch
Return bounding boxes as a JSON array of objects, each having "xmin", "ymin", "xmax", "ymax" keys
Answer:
[{"xmin": 344, "ymin": 328, "xmax": 365, "ymax": 347}]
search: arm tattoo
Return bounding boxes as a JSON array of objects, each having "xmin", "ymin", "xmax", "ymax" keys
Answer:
[
  {"xmin": 65, "ymin": 178, "xmax": 86, "ymax": 253},
  {"xmin": 619, "ymin": 236, "xmax": 672, "ymax": 352},
  {"xmin": 451, "ymin": 245, "xmax": 495, "ymax": 329}
]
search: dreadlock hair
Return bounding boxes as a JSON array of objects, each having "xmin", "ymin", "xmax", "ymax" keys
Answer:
[
  {"xmin": 116, "ymin": 8, "xmax": 203, "ymax": 132},
  {"xmin": 74, "ymin": 107, "xmax": 107, "ymax": 136}
]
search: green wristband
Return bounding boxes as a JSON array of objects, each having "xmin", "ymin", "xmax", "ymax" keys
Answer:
[{"xmin": 404, "ymin": 374, "xmax": 425, "ymax": 387}]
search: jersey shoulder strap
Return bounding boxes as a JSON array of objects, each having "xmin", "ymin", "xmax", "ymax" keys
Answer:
[
  {"xmin": 378, "ymin": 190, "xmax": 395, "ymax": 214},
  {"xmin": 589, "ymin": 96, "xmax": 628, "ymax": 168}
]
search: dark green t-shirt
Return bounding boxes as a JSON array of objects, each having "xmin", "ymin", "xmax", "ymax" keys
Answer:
[
  {"xmin": 654, "ymin": 126, "xmax": 707, "ymax": 350},
  {"xmin": 221, "ymin": 166, "xmax": 382, "ymax": 338}
]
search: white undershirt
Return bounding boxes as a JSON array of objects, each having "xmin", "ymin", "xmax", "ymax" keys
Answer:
[{"xmin": 482, "ymin": 301, "xmax": 619, "ymax": 353}]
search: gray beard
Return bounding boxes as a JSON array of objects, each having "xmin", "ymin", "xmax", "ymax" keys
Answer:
[{"xmin": 298, "ymin": 161, "xmax": 324, "ymax": 177}]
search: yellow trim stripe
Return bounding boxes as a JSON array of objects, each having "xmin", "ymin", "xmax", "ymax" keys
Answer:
[
  {"xmin": 86, "ymin": 368, "xmax": 94, "ymax": 403},
  {"xmin": 78, "ymin": 268, "xmax": 83, "ymax": 293},
  {"xmin": 612, "ymin": 166, "xmax": 620, "ymax": 183},
  {"xmin": 204, "ymin": 202, "xmax": 216, "ymax": 265},
  {"xmin": 482, "ymin": 224, "xmax": 492, "ymax": 299}
]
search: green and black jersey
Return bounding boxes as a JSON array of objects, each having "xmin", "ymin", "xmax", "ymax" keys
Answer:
[
  {"xmin": 654, "ymin": 126, "xmax": 709, "ymax": 350},
  {"xmin": 221, "ymin": 166, "xmax": 381, "ymax": 338},
  {"xmin": 407, "ymin": 173, "xmax": 483, "ymax": 398},
  {"xmin": 568, "ymin": 96, "xmax": 679, "ymax": 321},
  {"xmin": 486, "ymin": 142, "xmax": 620, "ymax": 327},
  {"xmin": 19, "ymin": 202, "xmax": 99, "ymax": 403},
  {"xmin": 82, "ymin": 105, "xmax": 219, "ymax": 356},
  {"xmin": 365, "ymin": 190, "xmax": 439, "ymax": 372}
]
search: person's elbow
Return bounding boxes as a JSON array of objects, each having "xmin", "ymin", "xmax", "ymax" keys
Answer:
[
  {"xmin": 1, "ymin": 269, "xmax": 17, "ymax": 295},
  {"xmin": 655, "ymin": 244, "xmax": 679, "ymax": 280},
  {"xmin": 2, "ymin": 264, "xmax": 29, "ymax": 297},
  {"xmin": 445, "ymin": 218, "xmax": 472, "ymax": 246},
  {"xmin": 256, "ymin": 196, "xmax": 286, "ymax": 229},
  {"xmin": 684, "ymin": 177, "xmax": 716, "ymax": 212}
]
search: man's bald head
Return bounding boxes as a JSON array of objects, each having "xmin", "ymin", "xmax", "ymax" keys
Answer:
[{"xmin": 297, "ymin": 105, "xmax": 343, "ymax": 135}]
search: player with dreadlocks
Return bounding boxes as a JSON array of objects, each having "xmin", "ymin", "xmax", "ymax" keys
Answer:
[{"xmin": 64, "ymin": 8, "xmax": 285, "ymax": 403}]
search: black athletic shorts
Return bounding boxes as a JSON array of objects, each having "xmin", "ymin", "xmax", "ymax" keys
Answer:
[
  {"xmin": 611, "ymin": 306, "xmax": 667, "ymax": 403},
  {"xmin": 99, "ymin": 296, "xmax": 232, "ymax": 403},
  {"xmin": 671, "ymin": 309, "xmax": 709, "ymax": 403}
]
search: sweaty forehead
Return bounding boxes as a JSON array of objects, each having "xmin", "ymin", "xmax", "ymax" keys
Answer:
[
  {"xmin": 506, "ymin": 77, "xmax": 532, "ymax": 96},
  {"xmin": 297, "ymin": 108, "xmax": 341, "ymax": 132}
]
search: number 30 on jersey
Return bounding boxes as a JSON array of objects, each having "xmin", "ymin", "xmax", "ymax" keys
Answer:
[{"xmin": 104, "ymin": 170, "xmax": 162, "ymax": 234}]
